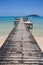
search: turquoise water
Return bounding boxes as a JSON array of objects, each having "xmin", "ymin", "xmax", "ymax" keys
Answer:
[
  {"xmin": 0, "ymin": 16, "xmax": 43, "ymax": 37},
  {"xmin": 28, "ymin": 16, "xmax": 43, "ymax": 36},
  {"xmin": 0, "ymin": 17, "xmax": 14, "ymax": 37}
]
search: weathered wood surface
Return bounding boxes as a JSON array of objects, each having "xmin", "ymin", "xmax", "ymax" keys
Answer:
[{"xmin": 0, "ymin": 18, "xmax": 43, "ymax": 65}]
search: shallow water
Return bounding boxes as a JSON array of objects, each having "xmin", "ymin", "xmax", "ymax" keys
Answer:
[
  {"xmin": 28, "ymin": 16, "xmax": 43, "ymax": 36},
  {"xmin": 0, "ymin": 16, "xmax": 43, "ymax": 37},
  {"xmin": 0, "ymin": 17, "xmax": 14, "ymax": 37}
]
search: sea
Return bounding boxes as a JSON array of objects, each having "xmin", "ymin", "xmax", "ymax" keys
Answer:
[
  {"xmin": 29, "ymin": 16, "xmax": 43, "ymax": 36},
  {"xmin": 0, "ymin": 16, "xmax": 43, "ymax": 37}
]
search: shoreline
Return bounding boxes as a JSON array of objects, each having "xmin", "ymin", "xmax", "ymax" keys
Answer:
[
  {"xmin": 34, "ymin": 36, "xmax": 43, "ymax": 52},
  {"xmin": 31, "ymin": 31, "xmax": 43, "ymax": 52},
  {"xmin": 0, "ymin": 26, "xmax": 14, "ymax": 48},
  {"xmin": 0, "ymin": 35, "xmax": 8, "ymax": 48}
]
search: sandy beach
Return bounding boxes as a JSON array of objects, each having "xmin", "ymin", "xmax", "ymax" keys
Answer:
[
  {"xmin": 30, "ymin": 30, "xmax": 43, "ymax": 52},
  {"xmin": 0, "ymin": 35, "xmax": 8, "ymax": 48},
  {"xmin": 34, "ymin": 36, "xmax": 43, "ymax": 52}
]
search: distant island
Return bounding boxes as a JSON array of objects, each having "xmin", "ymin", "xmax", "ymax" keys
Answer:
[{"xmin": 28, "ymin": 14, "xmax": 39, "ymax": 17}]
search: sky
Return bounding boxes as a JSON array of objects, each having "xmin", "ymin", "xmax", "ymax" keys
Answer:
[{"xmin": 0, "ymin": 0, "xmax": 43, "ymax": 16}]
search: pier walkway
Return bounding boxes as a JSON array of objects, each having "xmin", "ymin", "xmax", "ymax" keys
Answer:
[{"xmin": 0, "ymin": 18, "xmax": 43, "ymax": 65}]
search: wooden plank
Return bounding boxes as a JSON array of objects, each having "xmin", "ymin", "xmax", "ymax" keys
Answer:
[{"xmin": 0, "ymin": 18, "xmax": 43, "ymax": 65}]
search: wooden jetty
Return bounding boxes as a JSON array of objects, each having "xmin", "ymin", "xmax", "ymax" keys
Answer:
[
  {"xmin": 0, "ymin": 18, "xmax": 43, "ymax": 65},
  {"xmin": 15, "ymin": 17, "xmax": 20, "ymax": 20},
  {"xmin": 23, "ymin": 18, "xmax": 28, "ymax": 21}
]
